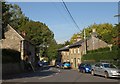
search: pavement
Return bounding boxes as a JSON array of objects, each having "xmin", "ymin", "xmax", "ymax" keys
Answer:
[{"xmin": 2, "ymin": 65, "xmax": 53, "ymax": 80}]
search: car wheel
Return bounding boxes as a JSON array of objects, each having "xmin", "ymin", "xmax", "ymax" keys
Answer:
[
  {"xmin": 104, "ymin": 72, "xmax": 109, "ymax": 78},
  {"xmin": 91, "ymin": 70, "xmax": 94, "ymax": 76}
]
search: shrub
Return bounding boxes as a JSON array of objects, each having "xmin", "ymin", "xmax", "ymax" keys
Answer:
[{"xmin": 82, "ymin": 45, "xmax": 120, "ymax": 62}]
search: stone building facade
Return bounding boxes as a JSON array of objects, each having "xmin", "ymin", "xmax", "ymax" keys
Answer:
[
  {"xmin": 58, "ymin": 29, "xmax": 109, "ymax": 69},
  {"xmin": 2, "ymin": 24, "xmax": 35, "ymax": 71},
  {"xmin": 58, "ymin": 45, "xmax": 69, "ymax": 63}
]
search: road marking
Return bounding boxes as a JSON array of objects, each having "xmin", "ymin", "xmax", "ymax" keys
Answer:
[
  {"xmin": 38, "ymin": 75, "xmax": 53, "ymax": 80},
  {"xmin": 38, "ymin": 68, "xmax": 61, "ymax": 80},
  {"xmin": 58, "ymin": 69, "xmax": 61, "ymax": 72}
]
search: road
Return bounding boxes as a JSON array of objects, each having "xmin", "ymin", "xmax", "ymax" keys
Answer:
[{"xmin": 2, "ymin": 67, "xmax": 120, "ymax": 84}]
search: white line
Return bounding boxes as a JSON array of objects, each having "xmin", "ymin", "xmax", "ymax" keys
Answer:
[
  {"xmin": 38, "ymin": 75, "xmax": 53, "ymax": 80},
  {"xmin": 38, "ymin": 68, "xmax": 61, "ymax": 80}
]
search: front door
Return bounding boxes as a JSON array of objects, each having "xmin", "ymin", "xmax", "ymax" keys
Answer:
[{"xmin": 74, "ymin": 58, "xmax": 76, "ymax": 68}]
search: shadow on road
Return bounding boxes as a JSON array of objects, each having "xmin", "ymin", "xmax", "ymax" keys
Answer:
[{"xmin": 2, "ymin": 66, "xmax": 57, "ymax": 80}]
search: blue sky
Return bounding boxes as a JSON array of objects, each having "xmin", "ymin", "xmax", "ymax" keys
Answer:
[{"xmin": 10, "ymin": 2, "xmax": 118, "ymax": 44}]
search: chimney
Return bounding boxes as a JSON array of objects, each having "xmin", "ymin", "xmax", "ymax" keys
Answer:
[
  {"xmin": 92, "ymin": 28, "xmax": 96, "ymax": 33},
  {"xmin": 73, "ymin": 35, "xmax": 82, "ymax": 43},
  {"xmin": 21, "ymin": 31, "xmax": 26, "ymax": 37},
  {"xmin": 91, "ymin": 28, "xmax": 98, "ymax": 37},
  {"xmin": 76, "ymin": 35, "xmax": 82, "ymax": 42}
]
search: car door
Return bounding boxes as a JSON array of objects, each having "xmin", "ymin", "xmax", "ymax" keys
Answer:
[
  {"xmin": 94, "ymin": 63, "xmax": 101, "ymax": 75},
  {"xmin": 99, "ymin": 64, "xmax": 105, "ymax": 76}
]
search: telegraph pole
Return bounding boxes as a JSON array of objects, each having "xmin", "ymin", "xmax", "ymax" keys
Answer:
[{"xmin": 84, "ymin": 29, "xmax": 87, "ymax": 54}]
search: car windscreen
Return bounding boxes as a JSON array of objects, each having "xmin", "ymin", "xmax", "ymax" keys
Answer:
[
  {"xmin": 85, "ymin": 64, "xmax": 91, "ymax": 67},
  {"xmin": 103, "ymin": 64, "xmax": 117, "ymax": 68}
]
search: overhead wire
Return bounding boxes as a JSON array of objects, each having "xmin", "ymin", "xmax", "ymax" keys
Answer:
[{"xmin": 61, "ymin": 0, "xmax": 81, "ymax": 31}]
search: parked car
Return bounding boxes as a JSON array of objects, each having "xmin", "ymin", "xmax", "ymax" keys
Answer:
[
  {"xmin": 56, "ymin": 62, "xmax": 63, "ymax": 68},
  {"xmin": 62, "ymin": 62, "xmax": 71, "ymax": 69},
  {"xmin": 78, "ymin": 63, "xmax": 92, "ymax": 73},
  {"xmin": 37, "ymin": 61, "xmax": 43, "ymax": 67},
  {"xmin": 91, "ymin": 62, "xmax": 120, "ymax": 78},
  {"xmin": 42, "ymin": 61, "xmax": 49, "ymax": 67}
]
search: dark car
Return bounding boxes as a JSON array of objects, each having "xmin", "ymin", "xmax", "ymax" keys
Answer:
[
  {"xmin": 56, "ymin": 62, "xmax": 63, "ymax": 68},
  {"xmin": 62, "ymin": 62, "xmax": 71, "ymax": 69},
  {"xmin": 37, "ymin": 61, "xmax": 43, "ymax": 67},
  {"xmin": 78, "ymin": 63, "xmax": 92, "ymax": 73}
]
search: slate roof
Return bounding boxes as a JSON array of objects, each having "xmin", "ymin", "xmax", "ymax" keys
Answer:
[
  {"xmin": 69, "ymin": 40, "xmax": 84, "ymax": 48},
  {"xmin": 58, "ymin": 36, "xmax": 94, "ymax": 51},
  {"xmin": 58, "ymin": 45, "xmax": 69, "ymax": 51}
]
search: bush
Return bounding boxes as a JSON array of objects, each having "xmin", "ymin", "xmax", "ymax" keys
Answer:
[
  {"xmin": 82, "ymin": 45, "xmax": 120, "ymax": 62},
  {"xmin": 2, "ymin": 49, "xmax": 21, "ymax": 63}
]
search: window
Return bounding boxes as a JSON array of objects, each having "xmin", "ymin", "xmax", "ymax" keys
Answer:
[
  {"xmin": 103, "ymin": 64, "xmax": 117, "ymax": 68},
  {"xmin": 95, "ymin": 63, "xmax": 100, "ymax": 67},
  {"xmin": 77, "ymin": 58, "xmax": 80, "ymax": 63},
  {"xmin": 70, "ymin": 49, "xmax": 73, "ymax": 54},
  {"xmin": 78, "ymin": 48, "xmax": 80, "ymax": 53},
  {"xmin": 74, "ymin": 49, "xmax": 76, "ymax": 53}
]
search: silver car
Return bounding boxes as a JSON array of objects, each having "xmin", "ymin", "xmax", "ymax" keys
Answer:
[{"xmin": 91, "ymin": 62, "xmax": 120, "ymax": 78}]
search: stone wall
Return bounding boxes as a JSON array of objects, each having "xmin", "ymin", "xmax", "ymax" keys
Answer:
[
  {"xmin": 2, "ymin": 62, "xmax": 24, "ymax": 76},
  {"xmin": 86, "ymin": 36, "xmax": 108, "ymax": 51},
  {"xmin": 69, "ymin": 47, "xmax": 82, "ymax": 69},
  {"xmin": 2, "ymin": 25, "xmax": 23, "ymax": 52}
]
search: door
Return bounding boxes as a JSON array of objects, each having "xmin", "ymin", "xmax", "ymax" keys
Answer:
[
  {"xmin": 99, "ymin": 64, "xmax": 105, "ymax": 76},
  {"xmin": 74, "ymin": 58, "xmax": 76, "ymax": 68},
  {"xmin": 94, "ymin": 63, "xmax": 101, "ymax": 75}
]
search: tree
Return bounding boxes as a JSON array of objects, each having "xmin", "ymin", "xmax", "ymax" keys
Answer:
[
  {"xmin": 19, "ymin": 21, "xmax": 54, "ymax": 45},
  {"xmin": 112, "ymin": 23, "xmax": 120, "ymax": 45},
  {"xmin": 64, "ymin": 40, "xmax": 70, "ymax": 46},
  {"xmin": 82, "ymin": 23, "xmax": 115, "ymax": 44},
  {"xmin": 9, "ymin": 4, "xmax": 29, "ymax": 30},
  {"xmin": 70, "ymin": 33, "xmax": 81, "ymax": 44},
  {"xmin": 70, "ymin": 23, "xmax": 116, "ymax": 44},
  {"xmin": 19, "ymin": 21, "xmax": 58, "ymax": 60},
  {"xmin": 46, "ymin": 40, "xmax": 58, "ymax": 61},
  {"xmin": 2, "ymin": 2, "xmax": 12, "ymax": 39}
]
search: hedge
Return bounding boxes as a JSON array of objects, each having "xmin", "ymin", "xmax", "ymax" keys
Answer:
[
  {"xmin": 82, "ymin": 45, "xmax": 120, "ymax": 62},
  {"xmin": 82, "ymin": 50, "xmax": 119, "ymax": 62}
]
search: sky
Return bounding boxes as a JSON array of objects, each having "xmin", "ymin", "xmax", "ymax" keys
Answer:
[{"xmin": 9, "ymin": 1, "xmax": 118, "ymax": 44}]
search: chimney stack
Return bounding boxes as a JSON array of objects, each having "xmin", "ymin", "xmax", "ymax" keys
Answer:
[
  {"xmin": 73, "ymin": 35, "xmax": 82, "ymax": 43},
  {"xmin": 21, "ymin": 31, "xmax": 26, "ymax": 37},
  {"xmin": 92, "ymin": 28, "xmax": 96, "ymax": 33}
]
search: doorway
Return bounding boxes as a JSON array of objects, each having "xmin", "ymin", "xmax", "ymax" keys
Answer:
[{"xmin": 74, "ymin": 58, "xmax": 76, "ymax": 68}]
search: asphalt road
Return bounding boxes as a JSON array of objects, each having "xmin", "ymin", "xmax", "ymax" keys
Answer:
[{"xmin": 2, "ymin": 67, "xmax": 120, "ymax": 83}]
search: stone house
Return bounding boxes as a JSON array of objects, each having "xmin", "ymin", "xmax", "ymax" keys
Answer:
[
  {"xmin": 58, "ymin": 45, "xmax": 70, "ymax": 63},
  {"xmin": 2, "ymin": 24, "xmax": 35, "ymax": 73},
  {"xmin": 58, "ymin": 29, "xmax": 109, "ymax": 69}
]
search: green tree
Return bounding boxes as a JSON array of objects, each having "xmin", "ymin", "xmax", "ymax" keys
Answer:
[
  {"xmin": 70, "ymin": 23, "xmax": 116, "ymax": 44},
  {"xmin": 70, "ymin": 33, "xmax": 81, "ymax": 44},
  {"xmin": 82, "ymin": 23, "xmax": 115, "ymax": 44},
  {"xmin": 2, "ymin": 2, "xmax": 12, "ymax": 38},
  {"xmin": 64, "ymin": 40, "xmax": 70, "ymax": 46},
  {"xmin": 20, "ymin": 21, "xmax": 54, "ymax": 45},
  {"xmin": 46, "ymin": 40, "xmax": 58, "ymax": 61},
  {"xmin": 9, "ymin": 4, "xmax": 29, "ymax": 30},
  {"xmin": 112, "ymin": 23, "xmax": 120, "ymax": 45}
]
